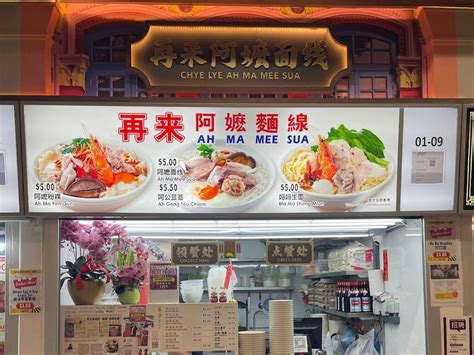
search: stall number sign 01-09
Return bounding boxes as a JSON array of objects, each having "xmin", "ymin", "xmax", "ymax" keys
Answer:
[{"xmin": 400, "ymin": 107, "xmax": 458, "ymax": 212}]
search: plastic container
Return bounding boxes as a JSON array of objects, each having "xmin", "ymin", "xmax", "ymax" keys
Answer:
[
  {"xmin": 262, "ymin": 271, "xmax": 277, "ymax": 287},
  {"xmin": 277, "ymin": 273, "xmax": 292, "ymax": 287}
]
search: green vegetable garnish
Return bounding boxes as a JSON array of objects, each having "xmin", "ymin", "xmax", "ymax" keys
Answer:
[
  {"xmin": 61, "ymin": 138, "xmax": 90, "ymax": 154},
  {"xmin": 310, "ymin": 145, "xmax": 319, "ymax": 152},
  {"xmin": 197, "ymin": 144, "xmax": 215, "ymax": 159},
  {"xmin": 326, "ymin": 124, "xmax": 388, "ymax": 167}
]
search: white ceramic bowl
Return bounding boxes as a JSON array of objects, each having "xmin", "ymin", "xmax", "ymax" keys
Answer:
[
  {"xmin": 33, "ymin": 142, "xmax": 153, "ymax": 212},
  {"xmin": 171, "ymin": 141, "xmax": 276, "ymax": 213},
  {"xmin": 280, "ymin": 146, "xmax": 395, "ymax": 211}
]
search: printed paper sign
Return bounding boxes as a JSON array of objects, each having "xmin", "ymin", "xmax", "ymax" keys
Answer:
[
  {"xmin": 61, "ymin": 303, "xmax": 238, "ymax": 354},
  {"xmin": 426, "ymin": 240, "xmax": 461, "ymax": 263},
  {"xmin": 426, "ymin": 219, "xmax": 457, "ymax": 239},
  {"xmin": 23, "ymin": 105, "xmax": 400, "ymax": 215},
  {"xmin": 9, "ymin": 269, "xmax": 42, "ymax": 314},
  {"xmin": 429, "ymin": 264, "xmax": 463, "ymax": 307},
  {"xmin": 149, "ymin": 262, "xmax": 177, "ymax": 290},
  {"xmin": 442, "ymin": 316, "xmax": 472, "ymax": 355}
]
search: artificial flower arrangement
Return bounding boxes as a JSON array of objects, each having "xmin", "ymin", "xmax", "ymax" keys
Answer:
[
  {"xmin": 110, "ymin": 235, "xmax": 149, "ymax": 302},
  {"xmin": 61, "ymin": 220, "xmax": 168, "ymax": 305},
  {"xmin": 60, "ymin": 220, "xmax": 128, "ymax": 304}
]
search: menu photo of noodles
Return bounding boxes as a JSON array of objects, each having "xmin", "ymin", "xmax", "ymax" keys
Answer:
[
  {"xmin": 31, "ymin": 133, "xmax": 152, "ymax": 212},
  {"xmin": 281, "ymin": 122, "xmax": 397, "ymax": 211},
  {"xmin": 174, "ymin": 141, "xmax": 275, "ymax": 213}
]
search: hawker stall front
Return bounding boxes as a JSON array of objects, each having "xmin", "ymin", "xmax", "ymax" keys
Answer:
[{"xmin": 17, "ymin": 98, "xmax": 468, "ymax": 355}]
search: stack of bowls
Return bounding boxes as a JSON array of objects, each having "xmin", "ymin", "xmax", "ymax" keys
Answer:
[
  {"xmin": 238, "ymin": 331, "xmax": 265, "ymax": 355},
  {"xmin": 269, "ymin": 300, "xmax": 294, "ymax": 355},
  {"xmin": 180, "ymin": 279, "xmax": 204, "ymax": 303}
]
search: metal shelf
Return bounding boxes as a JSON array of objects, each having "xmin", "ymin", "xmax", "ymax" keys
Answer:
[
  {"xmin": 310, "ymin": 307, "xmax": 400, "ymax": 325},
  {"xmin": 205, "ymin": 287, "xmax": 293, "ymax": 292},
  {"xmin": 234, "ymin": 287, "xmax": 293, "ymax": 292},
  {"xmin": 304, "ymin": 271, "xmax": 369, "ymax": 279}
]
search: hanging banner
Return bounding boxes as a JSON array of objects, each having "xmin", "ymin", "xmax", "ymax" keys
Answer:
[
  {"xmin": 23, "ymin": 104, "xmax": 402, "ymax": 215},
  {"xmin": 131, "ymin": 25, "xmax": 348, "ymax": 91},
  {"xmin": 8, "ymin": 269, "xmax": 42, "ymax": 315},
  {"xmin": 171, "ymin": 242, "xmax": 219, "ymax": 266},
  {"xmin": 267, "ymin": 240, "xmax": 313, "ymax": 265}
]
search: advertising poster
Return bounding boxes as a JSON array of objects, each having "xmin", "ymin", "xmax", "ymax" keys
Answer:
[
  {"xmin": 0, "ymin": 104, "xmax": 20, "ymax": 214},
  {"xmin": 442, "ymin": 316, "xmax": 472, "ymax": 355},
  {"xmin": 427, "ymin": 242, "xmax": 464, "ymax": 307},
  {"xmin": 24, "ymin": 105, "xmax": 399, "ymax": 214},
  {"xmin": 8, "ymin": 269, "xmax": 42, "ymax": 314},
  {"xmin": 61, "ymin": 303, "xmax": 238, "ymax": 354},
  {"xmin": 149, "ymin": 262, "xmax": 177, "ymax": 290}
]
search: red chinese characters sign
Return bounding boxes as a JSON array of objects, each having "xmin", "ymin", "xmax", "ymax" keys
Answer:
[{"xmin": 131, "ymin": 26, "xmax": 348, "ymax": 91}]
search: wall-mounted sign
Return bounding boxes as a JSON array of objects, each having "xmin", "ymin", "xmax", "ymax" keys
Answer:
[
  {"xmin": 0, "ymin": 105, "xmax": 20, "ymax": 214},
  {"xmin": 463, "ymin": 108, "xmax": 474, "ymax": 209},
  {"xmin": 131, "ymin": 26, "xmax": 348, "ymax": 91},
  {"xmin": 8, "ymin": 269, "xmax": 42, "ymax": 315},
  {"xmin": 266, "ymin": 241, "xmax": 313, "ymax": 265},
  {"xmin": 400, "ymin": 107, "xmax": 458, "ymax": 212},
  {"xmin": 23, "ymin": 104, "xmax": 401, "ymax": 215},
  {"xmin": 171, "ymin": 242, "xmax": 219, "ymax": 266},
  {"xmin": 149, "ymin": 262, "xmax": 177, "ymax": 290}
]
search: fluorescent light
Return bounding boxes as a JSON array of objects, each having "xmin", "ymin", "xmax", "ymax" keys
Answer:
[{"xmin": 140, "ymin": 233, "xmax": 369, "ymax": 240}]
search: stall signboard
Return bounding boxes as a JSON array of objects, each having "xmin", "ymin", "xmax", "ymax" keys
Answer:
[
  {"xmin": 149, "ymin": 261, "xmax": 178, "ymax": 290},
  {"xmin": 8, "ymin": 269, "xmax": 42, "ymax": 315},
  {"xmin": 0, "ymin": 104, "xmax": 20, "ymax": 214},
  {"xmin": 131, "ymin": 26, "xmax": 348, "ymax": 91},
  {"xmin": 267, "ymin": 240, "xmax": 313, "ymax": 265},
  {"xmin": 61, "ymin": 303, "xmax": 238, "ymax": 354},
  {"xmin": 463, "ymin": 108, "xmax": 474, "ymax": 209},
  {"xmin": 171, "ymin": 242, "xmax": 219, "ymax": 266},
  {"xmin": 23, "ymin": 104, "xmax": 404, "ymax": 215},
  {"xmin": 400, "ymin": 107, "xmax": 458, "ymax": 212}
]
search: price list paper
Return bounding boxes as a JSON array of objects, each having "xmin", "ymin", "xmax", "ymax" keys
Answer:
[
  {"xmin": 61, "ymin": 303, "xmax": 238, "ymax": 354},
  {"xmin": 149, "ymin": 303, "xmax": 238, "ymax": 352}
]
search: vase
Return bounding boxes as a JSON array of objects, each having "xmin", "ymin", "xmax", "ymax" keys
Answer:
[
  {"xmin": 67, "ymin": 279, "xmax": 106, "ymax": 305},
  {"xmin": 118, "ymin": 286, "xmax": 141, "ymax": 304}
]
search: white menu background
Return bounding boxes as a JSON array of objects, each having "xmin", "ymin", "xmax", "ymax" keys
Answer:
[
  {"xmin": 23, "ymin": 104, "xmax": 399, "ymax": 214},
  {"xmin": 0, "ymin": 105, "xmax": 20, "ymax": 213}
]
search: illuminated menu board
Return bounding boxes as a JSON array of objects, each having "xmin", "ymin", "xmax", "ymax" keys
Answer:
[{"xmin": 23, "ymin": 104, "xmax": 400, "ymax": 214}]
